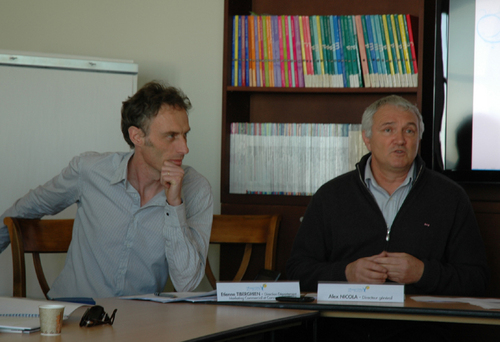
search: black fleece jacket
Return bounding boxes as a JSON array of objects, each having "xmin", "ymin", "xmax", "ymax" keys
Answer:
[{"xmin": 287, "ymin": 153, "xmax": 489, "ymax": 295}]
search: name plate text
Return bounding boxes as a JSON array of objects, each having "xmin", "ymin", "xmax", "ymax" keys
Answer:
[
  {"xmin": 317, "ymin": 282, "xmax": 404, "ymax": 303},
  {"xmin": 217, "ymin": 282, "xmax": 300, "ymax": 301}
]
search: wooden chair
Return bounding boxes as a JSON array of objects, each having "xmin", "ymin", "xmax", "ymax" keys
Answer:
[
  {"xmin": 4, "ymin": 217, "xmax": 74, "ymax": 299},
  {"xmin": 205, "ymin": 214, "xmax": 281, "ymax": 289}
]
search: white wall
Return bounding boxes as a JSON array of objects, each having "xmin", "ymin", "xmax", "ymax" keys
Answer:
[{"xmin": 0, "ymin": 0, "xmax": 224, "ymax": 297}]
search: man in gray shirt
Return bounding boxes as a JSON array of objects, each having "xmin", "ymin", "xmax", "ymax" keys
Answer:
[{"xmin": 0, "ymin": 81, "xmax": 213, "ymax": 298}]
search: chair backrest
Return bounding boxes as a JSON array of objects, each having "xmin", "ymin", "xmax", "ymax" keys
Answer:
[
  {"xmin": 4, "ymin": 217, "xmax": 74, "ymax": 299},
  {"xmin": 205, "ymin": 214, "xmax": 281, "ymax": 289}
]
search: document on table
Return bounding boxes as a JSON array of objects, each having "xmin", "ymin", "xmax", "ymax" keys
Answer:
[
  {"xmin": 411, "ymin": 296, "xmax": 500, "ymax": 309},
  {"xmin": 121, "ymin": 290, "xmax": 217, "ymax": 303},
  {"xmin": 0, "ymin": 297, "xmax": 86, "ymax": 333}
]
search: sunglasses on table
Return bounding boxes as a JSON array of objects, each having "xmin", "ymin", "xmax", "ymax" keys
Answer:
[{"xmin": 79, "ymin": 305, "xmax": 117, "ymax": 327}]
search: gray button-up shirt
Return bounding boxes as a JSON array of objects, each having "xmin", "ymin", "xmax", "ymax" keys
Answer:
[{"xmin": 0, "ymin": 151, "xmax": 213, "ymax": 298}]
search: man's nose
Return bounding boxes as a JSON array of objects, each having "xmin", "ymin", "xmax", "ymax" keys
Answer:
[
  {"xmin": 178, "ymin": 136, "xmax": 189, "ymax": 155},
  {"xmin": 394, "ymin": 130, "xmax": 406, "ymax": 144}
]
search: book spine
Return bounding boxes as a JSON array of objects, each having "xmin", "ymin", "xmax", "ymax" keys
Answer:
[
  {"xmin": 271, "ymin": 15, "xmax": 281, "ymax": 87},
  {"xmin": 244, "ymin": 16, "xmax": 249, "ymax": 86},
  {"xmin": 393, "ymin": 14, "xmax": 408, "ymax": 87},
  {"xmin": 340, "ymin": 16, "xmax": 352, "ymax": 87},
  {"xmin": 320, "ymin": 16, "xmax": 330, "ymax": 87},
  {"xmin": 361, "ymin": 15, "xmax": 374, "ymax": 87},
  {"xmin": 310, "ymin": 15, "xmax": 325, "ymax": 87},
  {"xmin": 237, "ymin": 15, "xmax": 242, "ymax": 86},
  {"xmin": 349, "ymin": 15, "xmax": 362, "ymax": 87},
  {"xmin": 278, "ymin": 16, "xmax": 286, "ymax": 87},
  {"xmin": 229, "ymin": 122, "xmax": 236, "ymax": 192},
  {"xmin": 303, "ymin": 16, "xmax": 314, "ymax": 87},
  {"xmin": 381, "ymin": 14, "xmax": 395, "ymax": 87},
  {"xmin": 292, "ymin": 16, "xmax": 303, "ymax": 87},
  {"xmin": 384, "ymin": 14, "xmax": 400, "ymax": 87},
  {"xmin": 323, "ymin": 15, "xmax": 335, "ymax": 87},
  {"xmin": 316, "ymin": 15, "xmax": 325, "ymax": 87},
  {"xmin": 390, "ymin": 14, "xmax": 404, "ymax": 87},
  {"xmin": 278, "ymin": 18, "xmax": 287, "ymax": 88},
  {"xmin": 404, "ymin": 14, "xmax": 418, "ymax": 87},
  {"xmin": 355, "ymin": 15, "xmax": 370, "ymax": 87},
  {"xmin": 248, "ymin": 16, "xmax": 256, "ymax": 87},
  {"xmin": 268, "ymin": 16, "xmax": 275, "ymax": 87},
  {"xmin": 298, "ymin": 16, "xmax": 309, "ymax": 87},
  {"xmin": 238, "ymin": 16, "xmax": 243, "ymax": 86},
  {"xmin": 329, "ymin": 16, "xmax": 339, "ymax": 87},
  {"xmin": 334, "ymin": 15, "xmax": 347, "ymax": 87},
  {"xmin": 309, "ymin": 16, "xmax": 319, "ymax": 87},
  {"xmin": 232, "ymin": 15, "xmax": 238, "ymax": 86},
  {"xmin": 262, "ymin": 16, "xmax": 270, "ymax": 86},
  {"xmin": 364, "ymin": 15, "xmax": 378, "ymax": 87},
  {"xmin": 406, "ymin": 14, "xmax": 418, "ymax": 74},
  {"xmin": 257, "ymin": 16, "xmax": 265, "ymax": 87},
  {"xmin": 344, "ymin": 15, "xmax": 354, "ymax": 87},
  {"xmin": 371, "ymin": 15, "xmax": 386, "ymax": 87},
  {"xmin": 333, "ymin": 15, "xmax": 343, "ymax": 87},
  {"xmin": 288, "ymin": 16, "xmax": 297, "ymax": 87},
  {"xmin": 265, "ymin": 15, "xmax": 274, "ymax": 87},
  {"xmin": 398, "ymin": 14, "xmax": 412, "ymax": 87},
  {"xmin": 240, "ymin": 16, "xmax": 246, "ymax": 87},
  {"xmin": 254, "ymin": 16, "xmax": 261, "ymax": 87},
  {"xmin": 282, "ymin": 15, "xmax": 290, "ymax": 87},
  {"xmin": 293, "ymin": 15, "xmax": 305, "ymax": 87},
  {"xmin": 376, "ymin": 14, "xmax": 392, "ymax": 87}
]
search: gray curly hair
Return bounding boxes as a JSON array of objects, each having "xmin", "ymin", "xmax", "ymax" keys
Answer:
[{"xmin": 361, "ymin": 95, "xmax": 424, "ymax": 139}]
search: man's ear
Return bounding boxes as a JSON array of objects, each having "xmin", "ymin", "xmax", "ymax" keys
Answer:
[
  {"xmin": 128, "ymin": 126, "xmax": 145, "ymax": 147},
  {"xmin": 362, "ymin": 130, "xmax": 372, "ymax": 151}
]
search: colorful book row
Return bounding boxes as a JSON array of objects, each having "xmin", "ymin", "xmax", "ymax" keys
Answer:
[
  {"xmin": 229, "ymin": 122, "xmax": 369, "ymax": 196},
  {"xmin": 231, "ymin": 14, "xmax": 418, "ymax": 88}
]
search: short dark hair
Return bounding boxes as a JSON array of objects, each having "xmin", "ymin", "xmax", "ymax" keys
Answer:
[{"xmin": 121, "ymin": 81, "xmax": 192, "ymax": 148}]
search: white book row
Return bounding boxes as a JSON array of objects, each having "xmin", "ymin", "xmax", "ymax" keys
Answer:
[{"xmin": 229, "ymin": 122, "xmax": 369, "ymax": 196}]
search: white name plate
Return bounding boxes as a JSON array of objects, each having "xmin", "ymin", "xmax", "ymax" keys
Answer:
[
  {"xmin": 216, "ymin": 282, "xmax": 300, "ymax": 301},
  {"xmin": 317, "ymin": 282, "xmax": 404, "ymax": 303}
]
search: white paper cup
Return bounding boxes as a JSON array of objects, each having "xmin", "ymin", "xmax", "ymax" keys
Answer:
[{"xmin": 39, "ymin": 304, "xmax": 65, "ymax": 335}]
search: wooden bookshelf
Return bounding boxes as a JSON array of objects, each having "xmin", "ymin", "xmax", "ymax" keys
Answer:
[{"xmin": 220, "ymin": 0, "xmax": 437, "ymax": 281}]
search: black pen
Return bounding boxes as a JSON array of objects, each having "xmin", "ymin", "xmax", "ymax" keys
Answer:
[{"xmin": 154, "ymin": 292, "xmax": 177, "ymax": 298}]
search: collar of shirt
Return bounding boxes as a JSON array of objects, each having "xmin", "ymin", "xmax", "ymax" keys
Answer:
[
  {"xmin": 110, "ymin": 151, "xmax": 134, "ymax": 185},
  {"xmin": 108, "ymin": 151, "xmax": 168, "ymax": 207},
  {"xmin": 364, "ymin": 156, "xmax": 415, "ymax": 228}
]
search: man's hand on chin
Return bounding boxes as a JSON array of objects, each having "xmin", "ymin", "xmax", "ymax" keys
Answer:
[{"xmin": 161, "ymin": 161, "xmax": 184, "ymax": 206}]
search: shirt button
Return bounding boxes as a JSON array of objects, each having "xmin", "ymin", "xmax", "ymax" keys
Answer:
[{"xmin": 166, "ymin": 212, "xmax": 170, "ymax": 216}]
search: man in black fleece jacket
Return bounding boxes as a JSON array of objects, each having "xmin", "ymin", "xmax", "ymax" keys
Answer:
[{"xmin": 286, "ymin": 95, "xmax": 489, "ymax": 341}]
